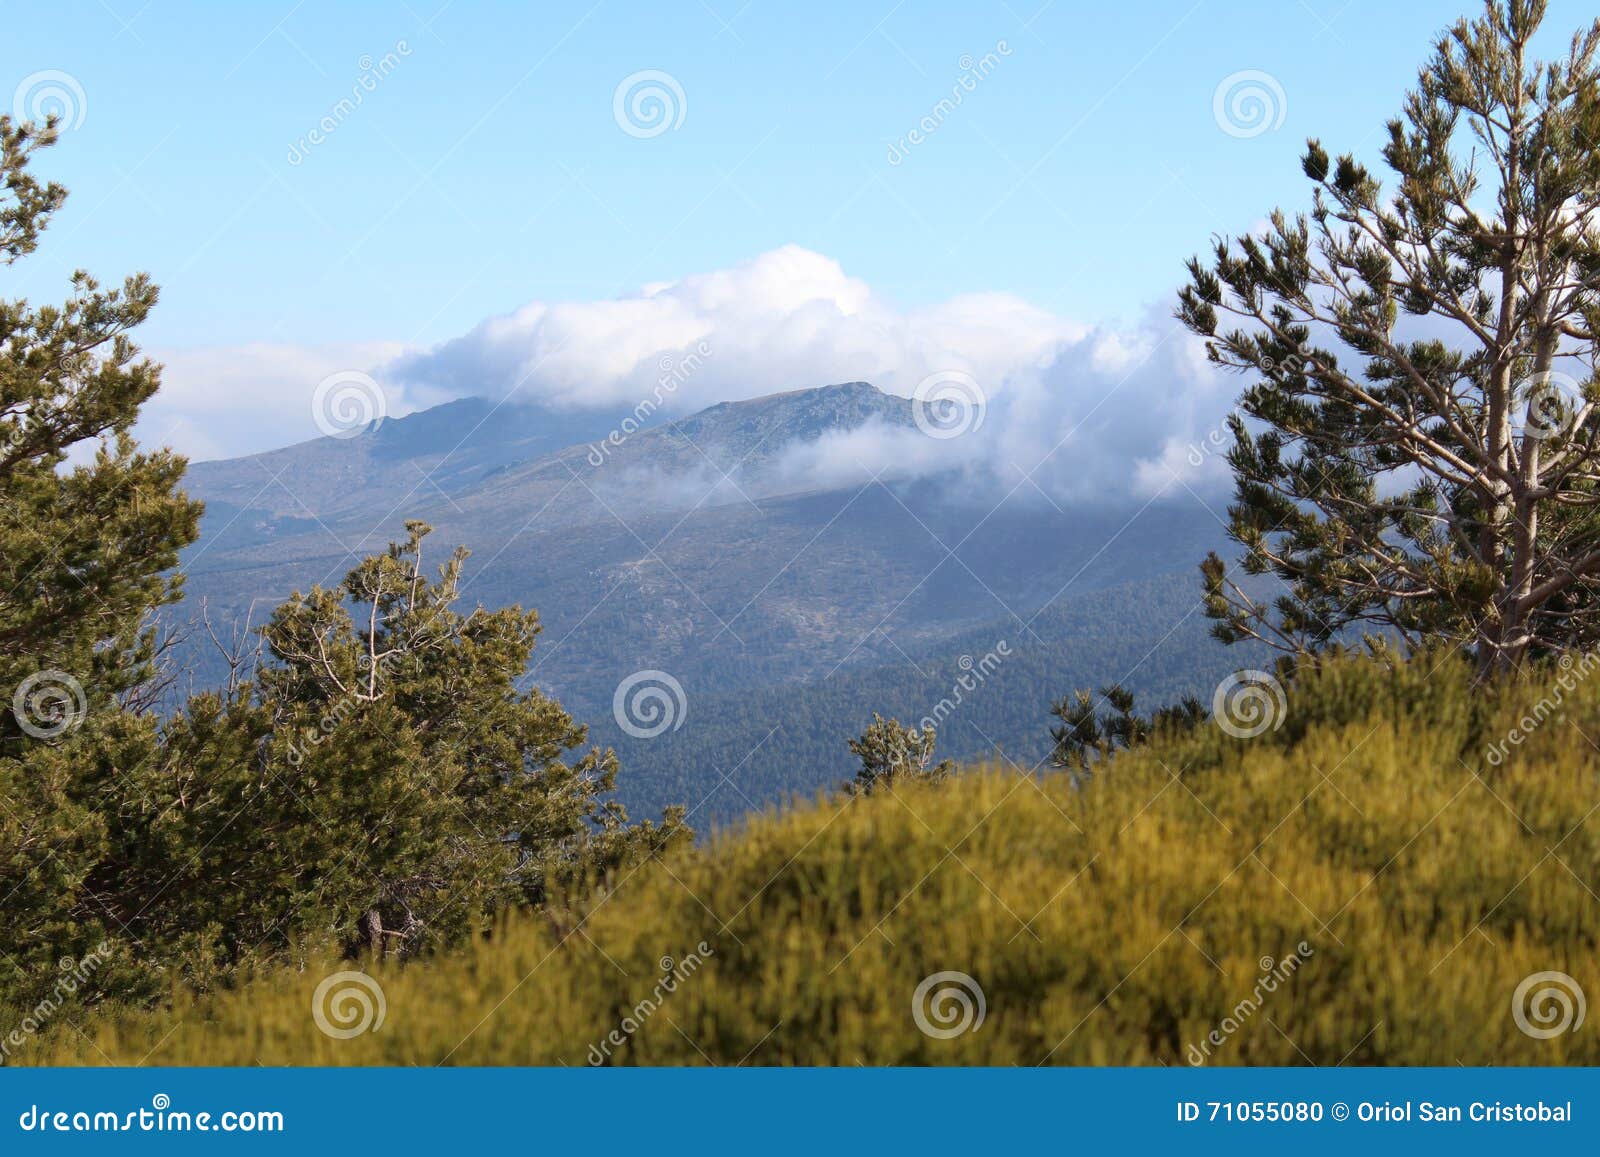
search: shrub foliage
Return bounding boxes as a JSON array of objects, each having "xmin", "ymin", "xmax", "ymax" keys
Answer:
[{"xmin": 32, "ymin": 651, "xmax": 1600, "ymax": 1066}]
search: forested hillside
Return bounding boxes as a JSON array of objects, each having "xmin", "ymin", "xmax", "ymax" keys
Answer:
[
  {"xmin": 171, "ymin": 384, "xmax": 1242, "ymax": 811},
  {"xmin": 593, "ymin": 570, "xmax": 1272, "ymax": 825}
]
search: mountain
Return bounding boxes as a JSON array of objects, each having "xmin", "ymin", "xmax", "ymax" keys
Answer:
[
  {"xmin": 182, "ymin": 394, "xmax": 629, "ymax": 535},
  {"xmin": 171, "ymin": 381, "xmax": 1252, "ymax": 822}
]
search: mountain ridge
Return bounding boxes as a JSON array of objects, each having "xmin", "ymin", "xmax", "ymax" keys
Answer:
[{"xmin": 170, "ymin": 379, "xmax": 1241, "ymax": 820}]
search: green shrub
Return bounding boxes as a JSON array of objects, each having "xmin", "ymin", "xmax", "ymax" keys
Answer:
[{"xmin": 27, "ymin": 650, "xmax": 1600, "ymax": 1066}]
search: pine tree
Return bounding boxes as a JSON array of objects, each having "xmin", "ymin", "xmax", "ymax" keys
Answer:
[
  {"xmin": 95, "ymin": 523, "xmax": 688, "ymax": 977},
  {"xmin": 0, "ymin": 114, "xmax": 201, "ymax": 749},
  {"xmin": 845, "ymin": 713, "xmax": 954, "ymax": 795},
  {"xmin": 1048, "ymin": 684, "xmax": 1205, "ymax": 775},
  {"xmin": 0, "ymin": 114, "xmax": 201, "ymax": 1018},
  {"xmin": 1178, "ymin": 0, "xmax": 1600, "ymax": 675}
]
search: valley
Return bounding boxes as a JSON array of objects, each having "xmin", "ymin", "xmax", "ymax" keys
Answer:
[{"xmin": 174, "ymin": 381, "xmax": 1254, "ymax": 822}]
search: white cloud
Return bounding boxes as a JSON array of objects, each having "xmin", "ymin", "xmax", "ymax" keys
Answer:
[
  {"xmin": 136, "ymin": 246, "xmax": 1248, "ymax": 503},
  {"xmin": 137, "ymin": 341, "xmax": 436, "ymax": 462},
  {"xmin": 389, "ymin": 245, "xmax": 1085, "ymax": 415}
]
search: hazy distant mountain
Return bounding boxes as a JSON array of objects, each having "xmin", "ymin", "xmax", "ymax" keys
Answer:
[
  {"xmin": 172, "ymin": 381, "xmax": 1249, "ymax": 821},
  {"xmin": 182, "ymin": 394, "xmax": 630, "ymax": 531},
  {"xmin": 183, "ymin": 382, "xmax": 912, "ymax": 560}
]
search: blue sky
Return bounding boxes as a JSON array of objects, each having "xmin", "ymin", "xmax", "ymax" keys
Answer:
[{"xmin": 8, "ymin": 0, "xmax": 1587, "ymax": 458}]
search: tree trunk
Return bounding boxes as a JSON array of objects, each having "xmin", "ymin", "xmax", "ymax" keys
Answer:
[{"xmin": 362, "ymin": 907, "xmax": 384, "ymax": 959}]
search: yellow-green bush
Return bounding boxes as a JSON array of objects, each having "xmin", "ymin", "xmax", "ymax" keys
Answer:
[{"xmin": 29, "ymin": 651, "xmax": 1600, "ymax": 1065}]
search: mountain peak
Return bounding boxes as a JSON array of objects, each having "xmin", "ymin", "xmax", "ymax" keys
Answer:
[
  {"xmin": 677, "ymin": 380, "xmax": 910, "ymax": 440},
  {"xmin": 729, "ymin": 380, "xmax": 884, "ymax": 407}
]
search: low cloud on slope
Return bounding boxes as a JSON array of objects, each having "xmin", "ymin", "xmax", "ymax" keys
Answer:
[
  {"xmin": 147, "ymin": 245, "xmax": 1244, "ymax": 503},
  {"xmin": 388, "ymin": 245, "xmax": 1240, "ymax": 504},
  {"xmin": 738, "ymin": 319, "xmax": 1237, "ymax": 506}
]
